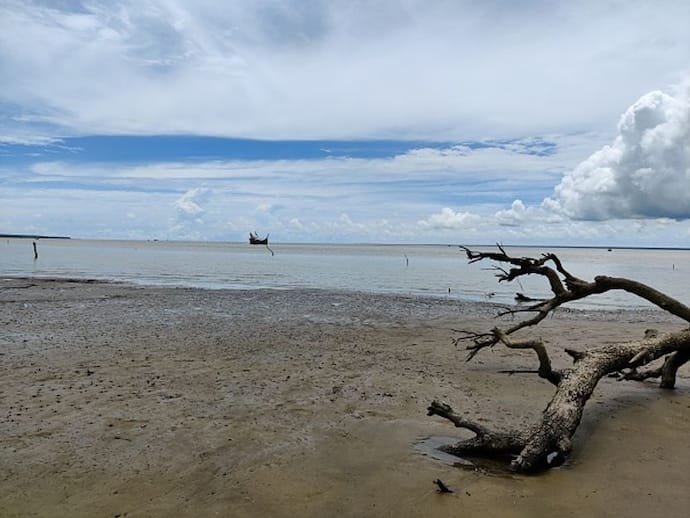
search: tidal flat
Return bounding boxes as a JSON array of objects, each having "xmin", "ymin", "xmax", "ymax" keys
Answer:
[{"xmin": 2, "ymin": 279, "xmax": 689, "ymax": 517}]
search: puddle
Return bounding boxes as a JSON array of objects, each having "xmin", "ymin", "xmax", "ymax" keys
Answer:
[{"xmin": 415, "ymin": 436, "xmax": 519, "ymax": 476}]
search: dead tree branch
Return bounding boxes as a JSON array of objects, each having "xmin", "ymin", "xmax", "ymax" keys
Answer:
[
  {"xmin": 430, "ymin": 245, "xmax": 690, "ymax": 472},
  {"xmin": 427, "ymin": 401, "xmax": 531, "ymax": 456}
]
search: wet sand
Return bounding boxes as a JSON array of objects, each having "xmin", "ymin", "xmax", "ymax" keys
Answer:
[{"xmin": 2, "ymin": 278, "xmax": 690, "ymax": 517}]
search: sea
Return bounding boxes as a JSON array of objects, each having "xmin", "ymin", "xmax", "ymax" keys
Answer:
[{"xmin": 2, "ymin": 238, "xmax": 689, "ymax": 310}]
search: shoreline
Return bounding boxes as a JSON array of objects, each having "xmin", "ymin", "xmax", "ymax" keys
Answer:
[
  {"xmin": 1, "ymin": 275, "xmax": 678, "ymax": 319},
  {"xmin": 2, "ymin": 279, "xmax": 690, "ymax": 516}
]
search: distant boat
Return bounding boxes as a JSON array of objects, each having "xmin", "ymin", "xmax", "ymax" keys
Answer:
[{"xmin": 249, "ymin": 231, "xmax": 269, "ymax": 245}]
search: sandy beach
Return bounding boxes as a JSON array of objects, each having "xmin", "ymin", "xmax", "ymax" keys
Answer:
[{"xmin": 2, "ymin": 278, "xmax": 690, "ymax": 517}]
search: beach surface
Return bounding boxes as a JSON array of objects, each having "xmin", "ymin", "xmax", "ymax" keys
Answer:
[{"xmin": 2, "ymin": 278, "xmax": 690, "ymax": 517}]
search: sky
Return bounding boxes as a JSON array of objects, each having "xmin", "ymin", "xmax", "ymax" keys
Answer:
[{"xmin": 2, "ymin": 0, "xmax": 690, "ymax": 246}]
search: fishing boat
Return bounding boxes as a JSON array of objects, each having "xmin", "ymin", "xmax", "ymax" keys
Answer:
[{"xmin": 249, "ymin": 231, "xmax": 269, "ymax": 245}]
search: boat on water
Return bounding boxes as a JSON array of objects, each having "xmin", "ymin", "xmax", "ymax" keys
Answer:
[{"xmin": 249, "ymin": 231, "xmax": 269, "ymax": 245}]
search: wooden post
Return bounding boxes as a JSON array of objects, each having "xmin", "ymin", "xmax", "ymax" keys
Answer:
[{"xmin": 32, "ymin": 240, "xmax": 38, "ymax": 260}]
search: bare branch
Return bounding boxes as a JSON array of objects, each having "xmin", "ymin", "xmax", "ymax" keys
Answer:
[
  {"xmin": 427, "ymin": 400, "xmax": 530, "ymax": 456},
  {"xmin": 622, "ymin": 349, "xmax": 690, "ymax": 388},
  {"xmin": 460, "ymin": 245, "xmax": 570, "ymax": 296},
  {"xmin": 492, "ymin": 328, "xmax": 562, "ymax": 385},
  {"xmin": 464, "ymin": 336, "xmax": 499, "ymax": 361},
  {"xmin": 427, "ymin": 400, "xmax": 490, "ymax": 435},
  {"xmin": 457, "ymin": 247, "xmax": 690, "ymax": 365},
  {"xmin": 433, "ymin": 246, "xmax": 690, "ymax": 473},
  {"xmin": 594, "ymin": 276, "xmax": 690, "ymax": 323},
  {"xmin": 618, "ymin": 365, "xmax": 664, "ymax": 382}
]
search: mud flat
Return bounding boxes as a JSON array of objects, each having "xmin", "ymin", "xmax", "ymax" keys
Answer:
[{"xmin": 1, "ymin": 278, "xmax": 690, "ymax": 517}]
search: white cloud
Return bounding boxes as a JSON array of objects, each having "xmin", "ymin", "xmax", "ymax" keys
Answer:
[
  {"xmin": 174, "ymin": 187, "xmax": 207, "ymax": 217},
  {"xmin": 547, "ymin": 86, "xmax": 690, "ymax": 220},
  {"xmin": 494, "ymin": 199, "xmax": 528, "ymax": 227},
  {"xmin": 5, "ymin": 121, "xmax": 690, "ymax": 245},
  {"xmin": 0, "ymin": 135, "xmax": 61, "ymax": 145},
  {"xmin": 2, "ymin": 1, "xmax": 690, "ymax": 140},
  {"xmin": 417, "ymin": 208, "xmax": 481, "ymax": 230}
]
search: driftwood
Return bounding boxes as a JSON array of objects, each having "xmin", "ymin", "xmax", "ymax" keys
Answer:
[
  {"xmin": 433, "ymin": 478, "xmax": 453, "ymax": 493},
  {"xmin": 428, "ymin": 245, "xmax": 690, "ymax": 473}
]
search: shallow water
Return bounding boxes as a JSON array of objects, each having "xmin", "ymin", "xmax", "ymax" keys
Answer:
[
  {"xmin": 416, "ymin": 435, "xmax": 570, "ymax": 476},
  {"xmin": 416, "ymin": 436, "xmax": 485, "ymax": 469},
  {"xmin": 3, "ymin": 238, "xmax": 689, "ymax": 309}
]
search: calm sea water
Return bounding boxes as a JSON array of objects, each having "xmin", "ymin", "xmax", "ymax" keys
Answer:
[{"xmin": 2, "ymin": 238, "xmax": 688, "ymax": 310}]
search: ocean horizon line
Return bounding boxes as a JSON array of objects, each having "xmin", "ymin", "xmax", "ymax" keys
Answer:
[{"xmin": 4, "ymin": 234, "xmax": 690, "ymax": 252}]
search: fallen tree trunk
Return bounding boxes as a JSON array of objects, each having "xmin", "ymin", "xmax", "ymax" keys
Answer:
[{"xmin": 428, "ymin": 245, "xmax": 690, "ymax": 472}]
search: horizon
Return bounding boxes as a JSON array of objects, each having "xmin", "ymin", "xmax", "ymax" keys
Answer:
[
  {"xmin": 5, "ymin": 233, "xmax": 690, "ymax": 252},
  {"xmin": 2, "ymin": 2, "xmax": 690, "ymax": 248}
]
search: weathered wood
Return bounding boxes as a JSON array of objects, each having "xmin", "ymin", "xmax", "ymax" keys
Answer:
[
  {"xmin": 430, "ymin": 246, "xmax": 690, "ymax": 473},
  {"xmin": 427, "ymin": 400, "xmax": 531, "ymax": 456}
]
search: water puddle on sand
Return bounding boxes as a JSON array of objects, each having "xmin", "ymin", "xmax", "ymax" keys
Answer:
[{"xmin": 415, "ymin": 436, "xmax": 521, "ymax": 477}]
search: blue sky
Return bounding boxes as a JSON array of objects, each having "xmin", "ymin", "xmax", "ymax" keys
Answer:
[{"xmin": 2, "ymin": 1, "xmax": 690, "ymax": 245}]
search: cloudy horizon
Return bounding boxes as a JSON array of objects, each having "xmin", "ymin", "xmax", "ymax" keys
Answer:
[{"xmin": 2, "ymin": 1, "xmax": 690, "ymax": 246}]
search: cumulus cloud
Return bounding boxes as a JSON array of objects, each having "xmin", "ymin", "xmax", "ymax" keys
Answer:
[
  {"xmin": 547, "ymin": 86, "xmax": 690, "ymax": 220},
  {"xmin": 494, "ymin": 200, "xmax": 528, "ymax": 227},
  {"xmin": 417, "ymin": 208, "xmax": 481, "ymax": 230}
]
